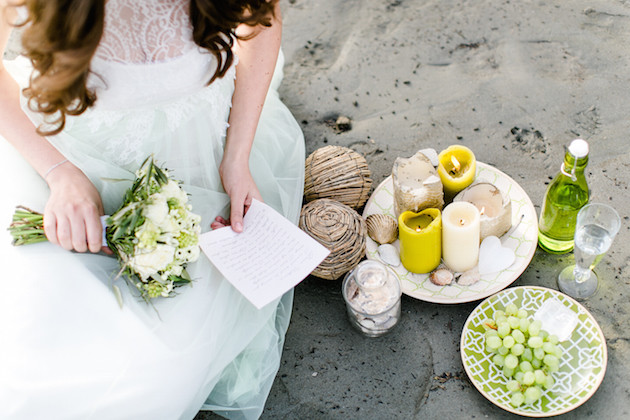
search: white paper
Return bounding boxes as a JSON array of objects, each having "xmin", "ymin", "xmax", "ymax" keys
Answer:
[{"xmin": 199, "ymin": 199, "xmax": 330, "ymax": 309}]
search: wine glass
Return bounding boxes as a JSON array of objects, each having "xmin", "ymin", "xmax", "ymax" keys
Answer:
[{"xmin": 557, "ymin": 203, "xmax": 621, "ymax": 299}]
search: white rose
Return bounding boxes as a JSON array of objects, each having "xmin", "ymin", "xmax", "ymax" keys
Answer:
[
  {"xmin": 158, "ymin": 213, "xmax": 180, "ymax": 233},
  {"xmin": 144, "ymin": 194, "xmax": 169, "ymax": 225},
  {"xmin": 128, "ymin": 244, "xmax": 176, "ymax": 280},
  {"xmin": 161, "ymin": 180, "xmax": 188, "ymax": 204}
]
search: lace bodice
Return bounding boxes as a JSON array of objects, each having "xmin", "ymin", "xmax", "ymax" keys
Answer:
[
  {"xmin": 88, "ymin": 0, "xmax": 226, "ymax": 110},
  {"xmin": 56, "ymin": 0, "xmax": 237, "ymax": 166},
  {"xmin": 95, "ymin": 0, "xmax": 194, "ymax": 64}
]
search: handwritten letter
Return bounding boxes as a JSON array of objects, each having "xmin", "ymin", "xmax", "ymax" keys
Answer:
[{"xmin": 199, "ymin": 199, "xmax": 329, "ymax": 309}]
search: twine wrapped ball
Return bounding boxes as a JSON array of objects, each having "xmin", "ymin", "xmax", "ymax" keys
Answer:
[
  {"xmin": 304, "ymin": 145, "xmax": 373, "ymax": 210},
  {"xmin": 299, "ymin": 198, "xmax": 367, "ymax": 280}
]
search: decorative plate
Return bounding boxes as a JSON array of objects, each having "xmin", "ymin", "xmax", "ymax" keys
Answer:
[
  {"xmin": 460, "ymin": 286, "xmax": 607, "ymax": 417},
  {"xmin": 362, "ymin": 162, "xmax": 537, "ymax": 304}
]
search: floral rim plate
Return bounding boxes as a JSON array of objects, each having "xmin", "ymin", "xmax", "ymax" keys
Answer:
[
  {"xmin": 460, "ymin": 286, "xmax": 607, "ymax": 417},
  {"xmin": 362, "ymin": 162, "xmax": 538, "ymax": 304}
]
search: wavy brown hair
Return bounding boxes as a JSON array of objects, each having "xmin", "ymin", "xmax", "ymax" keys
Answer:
[{"xmin": 14, "ymin": 0, "xmax": 278, "ymax": 135}]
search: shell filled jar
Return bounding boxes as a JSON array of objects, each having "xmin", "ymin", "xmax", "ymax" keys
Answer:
[{"xmin": 342, "ymin": 260, "xmax": 402, "ymax": 337}]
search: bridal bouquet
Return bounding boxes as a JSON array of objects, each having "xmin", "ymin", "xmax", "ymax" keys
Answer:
[{"xmin": 8, "ymin": 156, "xmax": 202, "ymax": 302}]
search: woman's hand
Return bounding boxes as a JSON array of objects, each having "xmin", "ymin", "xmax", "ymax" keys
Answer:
[
  {"xmin": 44, "ymin": 163, "xmax": 108, "ymax": 253},
  {"xmin": 219, "ymin": 156, "xmax": 262, "ymax": 232}
]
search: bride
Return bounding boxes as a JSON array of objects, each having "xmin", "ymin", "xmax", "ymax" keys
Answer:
[{"xmin": 0, "ymin": 0, "xmax": 304, "ymax": 419}]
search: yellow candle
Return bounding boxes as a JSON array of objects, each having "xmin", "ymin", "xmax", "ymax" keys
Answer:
[
  {"xmin": 437, "ymin": 145, "xmax": 476, "ymax": 200},
  {"xmin": 442, "ymin": 202, "xmax": 480, "ymax": 272},
  {"xmin": 398, "ymin": 208, "xmax": 442, "ymax": 274}
]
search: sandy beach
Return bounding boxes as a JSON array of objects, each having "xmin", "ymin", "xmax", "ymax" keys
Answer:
[
  {"xmin": 5, "ymin": 0, "xmax": 630, "ymax": 419},
  {"xmin": 254, "ymin": 1, "xmax": 630, "ymax": 418}
]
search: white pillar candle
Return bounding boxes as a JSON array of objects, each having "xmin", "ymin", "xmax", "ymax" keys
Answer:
[{"xmin": 442, "ymin": 201, "xmax": 481, "ymax": 272}]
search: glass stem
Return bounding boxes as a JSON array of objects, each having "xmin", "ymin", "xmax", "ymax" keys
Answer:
[{"xmin": 573, "ymin": 264, "xmax": 591, "ymax": 283}]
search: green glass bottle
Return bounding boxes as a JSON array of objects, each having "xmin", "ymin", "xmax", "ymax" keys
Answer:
[{"xmin": 538, "ymin": 139, "xmax": 590, "ymax": 254}]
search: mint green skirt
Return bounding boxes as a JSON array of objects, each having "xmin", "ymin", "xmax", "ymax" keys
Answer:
[{"xmin": 0, "ymin": 52, "xmax": 304, "ymax": 420}]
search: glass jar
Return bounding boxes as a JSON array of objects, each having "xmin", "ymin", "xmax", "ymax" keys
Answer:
[{"xmin": 342, "ymin": 260, "xmax": 402, "ymax": 337}]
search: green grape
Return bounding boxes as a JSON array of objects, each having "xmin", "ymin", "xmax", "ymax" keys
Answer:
[
  {"xmin": 522, "ymin": 371, "xmax": 535, "ymax": 386},
  {"xmin": 497, "ymin": 322, "xmax": 511, "ymax": 338},
  {"xmin": 512, "ymin": 329, "xmax": 525, "ymax": 344},
  {"xmin": 528, "ymin": 336, "xmax": 543, "ymax": 349},
  {"xmin": 486, "ymin": 335, "xmax": 502, "ymax": 350},
  {"xmin": 482, "ymin": 319, "xmax": 497, "ymax": 331},
  {"xmin": 505, "ymin": 303, "xmax": 518, "ymax": 316},
  {"xmin": 485, "ymin": 329, "xmax": 499, "ymax": 339},
  {"xmin": 524, "ymin": 386, "xmax": 542, "ymax": 404},
  {"xmin": 519, "ymin": 361, "xmax": 533, "ymax": 373},
  {"xmin": 503, "ymin": 335, "xmax": 515, "ymax": 349},
  {"xmin": 543, "ymin": 354, "xmax": 559, "ymax": 372},
  {"xmin": 492, "ymin": 354, "xmax": 505, "ymax": 367},
  {"xmin": 485, "ymin": 303, "xmax": 564, "ymax": 408},
  {"xmin": 544, "ymin": 375, "xmax": 555, "ymax": 390},
  {"xmin": 518, "ymin": 317, "xmax": 530, "ymax": 332},
  {"xmin": 493, "ymin": 310, "xmax": 505, "ymax": 321},
  {"xmin": 534, "ymin": 369, "xmax": 547, "ymax": 385},
  {"xmin": 511, "ymin": 343, "xmax": 524, "ymax": 356},
  {"xmin": 528, "ymin": 320, "xmax": 542, "ymax": 336},
  {"xmin": 508, "ymin": 316, "xmax": 520, "ymax": 329},
  {"xmin": 506, "ymin": 380, "xmax": 521, "ymax": 392},
  {"xmin": 504, "ymin": 354, "xmax": 519, "ymax": 370},
  {"xmin": 510, "ymin": 392, "xmax": 525, "ymax": 407},
  {"xmin": 532, "ymin": 357, "xmax": 542, "ymax": 369},
  {"xmin": 543, "ymin": 342, "xmax": 556, "ymax": 354}
]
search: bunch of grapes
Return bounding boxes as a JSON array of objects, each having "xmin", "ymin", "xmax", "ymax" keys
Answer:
[{"xmin": 482, "ymin": 303, "xmax": 563, "ymax": 407}]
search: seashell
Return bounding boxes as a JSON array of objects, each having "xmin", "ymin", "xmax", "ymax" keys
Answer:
[
  {"xmin": 429, "ymin": 265, "xmax": 453, "ymax": 286},
  {"xmin": 377, "ymin": 244, "xmax": 401, "ymax": 267},
  {"xmin": 366, "ymin": 214, "xmax": 398, "ymax": 244},
  {"xmin": 456, "ymin": 266, "xmax": 480, "ymax": 286},
  {"xmin": 392, "ymin": 150, "xmax": 444, "ymax": 217},
  {"xmin": 453, "ymin": 181, "xmax": 512, "ymax": 240}
]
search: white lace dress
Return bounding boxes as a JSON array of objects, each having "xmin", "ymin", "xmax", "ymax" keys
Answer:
[{"xmin": 0, "ymin": 1, "xmax": 304, "ymax": 419}]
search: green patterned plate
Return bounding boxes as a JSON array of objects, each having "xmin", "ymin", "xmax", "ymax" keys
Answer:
[
  {"xmin": 461, "ymin": 286, "xmax": 607, "ymax": 416},
  {"xmin": 363, "ymin": 162, "xmax": 537, "ymax": 304}
]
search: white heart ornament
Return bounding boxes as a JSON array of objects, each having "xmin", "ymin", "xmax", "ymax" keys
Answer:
[{"xmin": 478, "ymin": 236, "xmax": 515, "ymax": 275}]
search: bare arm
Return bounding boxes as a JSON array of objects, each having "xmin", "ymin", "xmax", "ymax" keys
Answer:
[
  {"xmin": 0, "ymin": 3, "xmax": 105, "ymax": 253},
  {"xmin": 218, "ymin": 2, "xmax": 282, "ymax": 232}
]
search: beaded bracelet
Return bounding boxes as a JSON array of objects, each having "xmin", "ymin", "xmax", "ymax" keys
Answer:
[{"xmin": 44, "ymin": 159, "xmax": 69, "ymax": 179}]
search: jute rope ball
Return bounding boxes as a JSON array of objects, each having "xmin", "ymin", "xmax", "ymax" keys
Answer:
[
  {"xmin": 304, "ymin": 145, "xmax": 373, "ymax": 210},
  {"xmin": 299, "ymin": 198, "xmax": 366, "ymax": 280}
]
